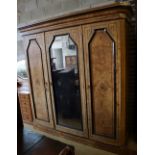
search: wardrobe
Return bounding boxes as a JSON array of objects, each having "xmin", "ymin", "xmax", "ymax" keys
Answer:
[{"xmin": 18, "ymin": 2, "xmax": 132, "ymax": 147}]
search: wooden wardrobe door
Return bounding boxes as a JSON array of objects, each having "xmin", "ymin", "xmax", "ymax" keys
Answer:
[
  {"xmin": 24, "ymin": 33, "xmax": 54, "ymax": 128},
  {"xmin": 45, "ymin": 26, "xmax": 88, "ymax": 137},
  {"xmin": 83, "ymin": 20, "xmax": 126, "ymax": 145}
]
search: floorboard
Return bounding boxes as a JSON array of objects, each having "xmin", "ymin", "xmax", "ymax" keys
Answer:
[{"xmin": 17, "ymin": 128, "xmax": 74, "ymax": 155}]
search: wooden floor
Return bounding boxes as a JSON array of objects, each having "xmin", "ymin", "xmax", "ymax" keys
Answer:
[
  {"xmin": 17, "ymin": 128, "xmax": 74, "ymax": 155},
  {"xmin": 17, "ymin": 128, "xmax": 137, "ymax": 155}
]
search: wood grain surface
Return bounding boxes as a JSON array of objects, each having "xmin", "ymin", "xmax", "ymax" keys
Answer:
[
  {"xmin": 89, "ymin": 29, "xmax": 115, "ymax": 138},
  {"xmin": 27, "ymin": 39, "xmax": 49, "ymax": 121}
]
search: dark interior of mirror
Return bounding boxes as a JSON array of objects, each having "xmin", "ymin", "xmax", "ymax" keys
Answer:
[{"xmin": 49, "ymin": 34, "xmax": 83, "ymax": 130}]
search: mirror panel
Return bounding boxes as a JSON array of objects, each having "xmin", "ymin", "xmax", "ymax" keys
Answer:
[{"xmin": 50, "ymin": 35, "xmax": 83, "ymax": 130}]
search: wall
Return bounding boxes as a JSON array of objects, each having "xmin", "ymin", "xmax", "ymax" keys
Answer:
[{"xmin": 17, "ymin": 0, "xmax": 115, "ymax": 25}]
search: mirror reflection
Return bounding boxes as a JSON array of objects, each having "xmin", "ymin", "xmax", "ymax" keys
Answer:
[{"xmin": 50, "ymin": 35, "xmax": 83, "ymax": 130}]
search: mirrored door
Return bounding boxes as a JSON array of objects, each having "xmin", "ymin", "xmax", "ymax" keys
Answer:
[{"xmin": 45, "ymin": 27, "xmax": 88, "ymax": 137}]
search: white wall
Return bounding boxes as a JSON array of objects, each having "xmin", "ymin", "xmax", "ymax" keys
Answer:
[{"xmin": 51, "ymin": 35, "xmax": 77, "ymax": 69}]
